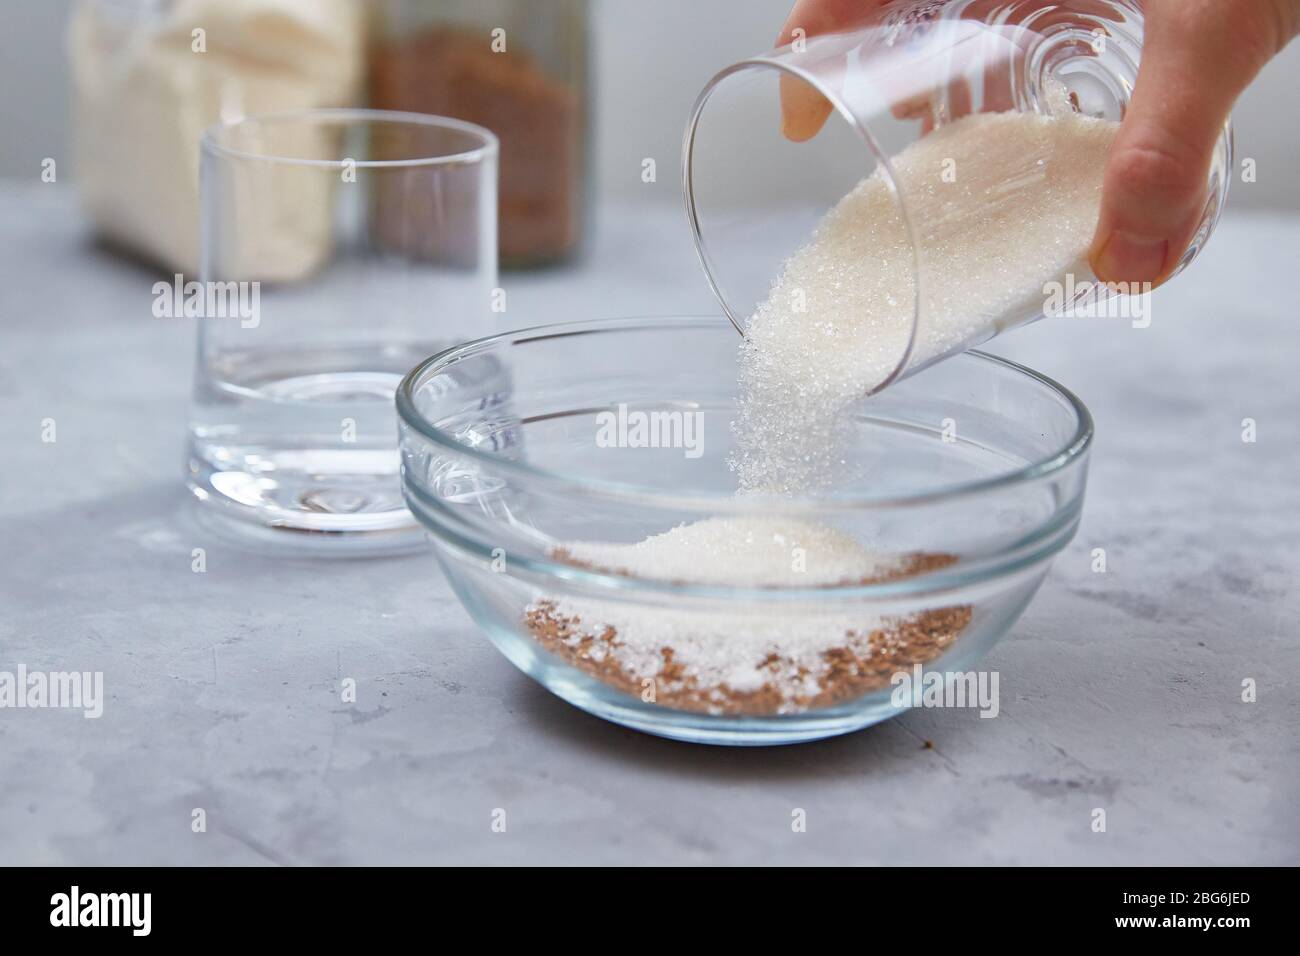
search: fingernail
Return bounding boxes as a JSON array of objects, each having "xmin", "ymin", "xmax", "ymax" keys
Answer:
[{"xmin": 1093, "ymin": 230, "xmax": 1169, "ymax": 284}]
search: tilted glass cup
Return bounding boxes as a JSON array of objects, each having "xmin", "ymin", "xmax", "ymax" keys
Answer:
[{"xmin": 683, "ymin": 0, "xmax": 1231, "ymax": 393}]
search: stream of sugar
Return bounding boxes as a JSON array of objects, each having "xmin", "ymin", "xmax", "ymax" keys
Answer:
[{"xmin": 732, "ymin": 107, "xmax": 1118, "ymax": 494}]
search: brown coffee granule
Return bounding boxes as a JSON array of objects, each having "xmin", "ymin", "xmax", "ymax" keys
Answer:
[{"xmin": 523, "ymin": 551, "xmax": 971, "ymax": 716}]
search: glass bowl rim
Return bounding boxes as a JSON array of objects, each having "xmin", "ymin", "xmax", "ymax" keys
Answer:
[
  {"xmin": 200, "ymin": 107, "xmax": 499, "ymax": 169},
  {"xmin": 395, "ymin": 314, "xmax": 1094, "ymax": 512}
]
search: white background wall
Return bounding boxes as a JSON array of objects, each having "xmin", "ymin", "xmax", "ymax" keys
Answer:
[{"xmin": 2, "ymin": 0, "xmax": 1298, "ymax": 208}]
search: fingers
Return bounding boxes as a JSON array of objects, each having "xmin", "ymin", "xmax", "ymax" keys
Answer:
[
  {"xmin": 778, "ymin": 0, "xmax": 886, "ymax": 141},
  {"xmin": 1090, "ymin": 0, "xmax": 1294, "ymax": 284},
  {"xmin": 775, "ymin": 0, "xmax": 879, "ymax": 46},
  {"xmin": 780, "ymin": 75, "xmax": 836, "ymax": 141}
]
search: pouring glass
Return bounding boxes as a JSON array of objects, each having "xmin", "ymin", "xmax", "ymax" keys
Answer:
[{"xmin": 682, "ymin": 0, "xmax": 1231, "ymax": 392}]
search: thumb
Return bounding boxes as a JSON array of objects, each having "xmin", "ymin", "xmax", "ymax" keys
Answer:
[
  {"xmin": 778, "ymin": 0, "xmax": 885, "ymax": 141},
  {"xmin": 1090, "ymin": 0, "xmax": 1293, "ymax": 285}
]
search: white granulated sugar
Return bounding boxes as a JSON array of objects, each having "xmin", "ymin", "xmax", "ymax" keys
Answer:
[
  {"xmin": 732, "ymin": 109, "xmax": 1118, "ymax": 494},
  {"xmin": 561, "ymin": 516, "xmax": 901, "ymax": 587},
  {"xmin": 546, "ymin": 516, "xmax": 898, "ymax": 702}
]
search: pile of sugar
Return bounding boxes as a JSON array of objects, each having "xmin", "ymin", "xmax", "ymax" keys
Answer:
[
  {"xmin": 732, "ymin": 108, "xmax": 1118, "ymax": 494},
  {"xmin": 556, "ymin": 515, "xmax": 902, "ymax": 587},
  {"xmin": 539, "ymin": 517, "xmax": 912, "ymax": 703}
]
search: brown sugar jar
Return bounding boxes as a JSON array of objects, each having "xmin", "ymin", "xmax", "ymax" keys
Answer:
[{"xmin": 370, "ymin": 0, "xmax": 588, "ymax": 268}]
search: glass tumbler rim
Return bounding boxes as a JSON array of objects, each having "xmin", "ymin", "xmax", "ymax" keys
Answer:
[
  {"xmin": 200, "ymin": 107, "xmax": 499, "ymax": 169},
  {"xmin": 682, "ymin": 55, "xmax": 923, "ymax": 394},
  {"xmin": 395, "ymin": 314, "xmax": 1094, "ymax": 513}
]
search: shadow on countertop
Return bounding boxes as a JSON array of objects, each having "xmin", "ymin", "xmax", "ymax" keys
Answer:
[{"xmin": 510, "ymin": 667, "xmax": 969, "ymax": 783}]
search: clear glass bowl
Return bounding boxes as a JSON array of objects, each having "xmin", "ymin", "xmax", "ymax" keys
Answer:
[{"xmin": 396, "ymin": 317, "xmax": 1092, "ymax": 745}]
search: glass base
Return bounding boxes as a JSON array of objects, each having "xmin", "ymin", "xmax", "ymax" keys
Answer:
[
  {"xmin": 186, "ymin": 446, "xmax": 424, "ymax": 556},
  {"xmin": 550, "ymin": 680, "xmax": 906, "ymax": 746}
]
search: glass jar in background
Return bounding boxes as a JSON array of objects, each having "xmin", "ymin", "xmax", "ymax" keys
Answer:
[
  {"xmin": 68, "ymin": 0, "xmax": 366, "ymax": 275},
  {"xmin": 369, "ymin": 0, "xmax": 589, "ymax": 268}
]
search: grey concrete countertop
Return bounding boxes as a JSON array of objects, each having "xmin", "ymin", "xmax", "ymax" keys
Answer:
[{"xmin": 1, "ymin": 183, "xmax": 1296, "ymax": 865}]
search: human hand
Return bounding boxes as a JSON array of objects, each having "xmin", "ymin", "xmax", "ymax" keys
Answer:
[{"xmin": 776, "ymin": 0, "xmax": 1300, "ymax": 285}]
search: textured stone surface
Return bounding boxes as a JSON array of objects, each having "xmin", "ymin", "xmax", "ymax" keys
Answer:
[{"xmin": 0, "ymin": 184, "xmax": 1296, "ymax": 864}]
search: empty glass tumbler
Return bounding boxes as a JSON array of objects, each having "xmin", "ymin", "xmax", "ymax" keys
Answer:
[
  {"xmin": 683, "ymin": 0, "xmax": 1231, "ymax": 393},
  {"xmin": 187, "ymin": 109, "xmax": 498, "ymax": 549}
]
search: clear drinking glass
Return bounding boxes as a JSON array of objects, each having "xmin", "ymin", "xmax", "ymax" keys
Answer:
[
  {"xmin": 683, "ymin": 0, "xmax": 1231, "ymax": 393},
  {"xmin": 188, "ymin": 108, "xmax": 498, "ymax": 551}
]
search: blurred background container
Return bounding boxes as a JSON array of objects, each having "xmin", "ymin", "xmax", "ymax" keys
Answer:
[
  {"xmin": 58, "ymin": 0, "xmax": 585, "ymax": 273},
  {"xmin": 68, "ymin": 0, "xmax": 366, "ymax": 276},
  {"xmin": 2, "ymin": 0, "xmax": 1298, "ymax": 270},
  {"xmin": 369, "ymin": 0, "xmax": 588, "ymax": 268}
]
